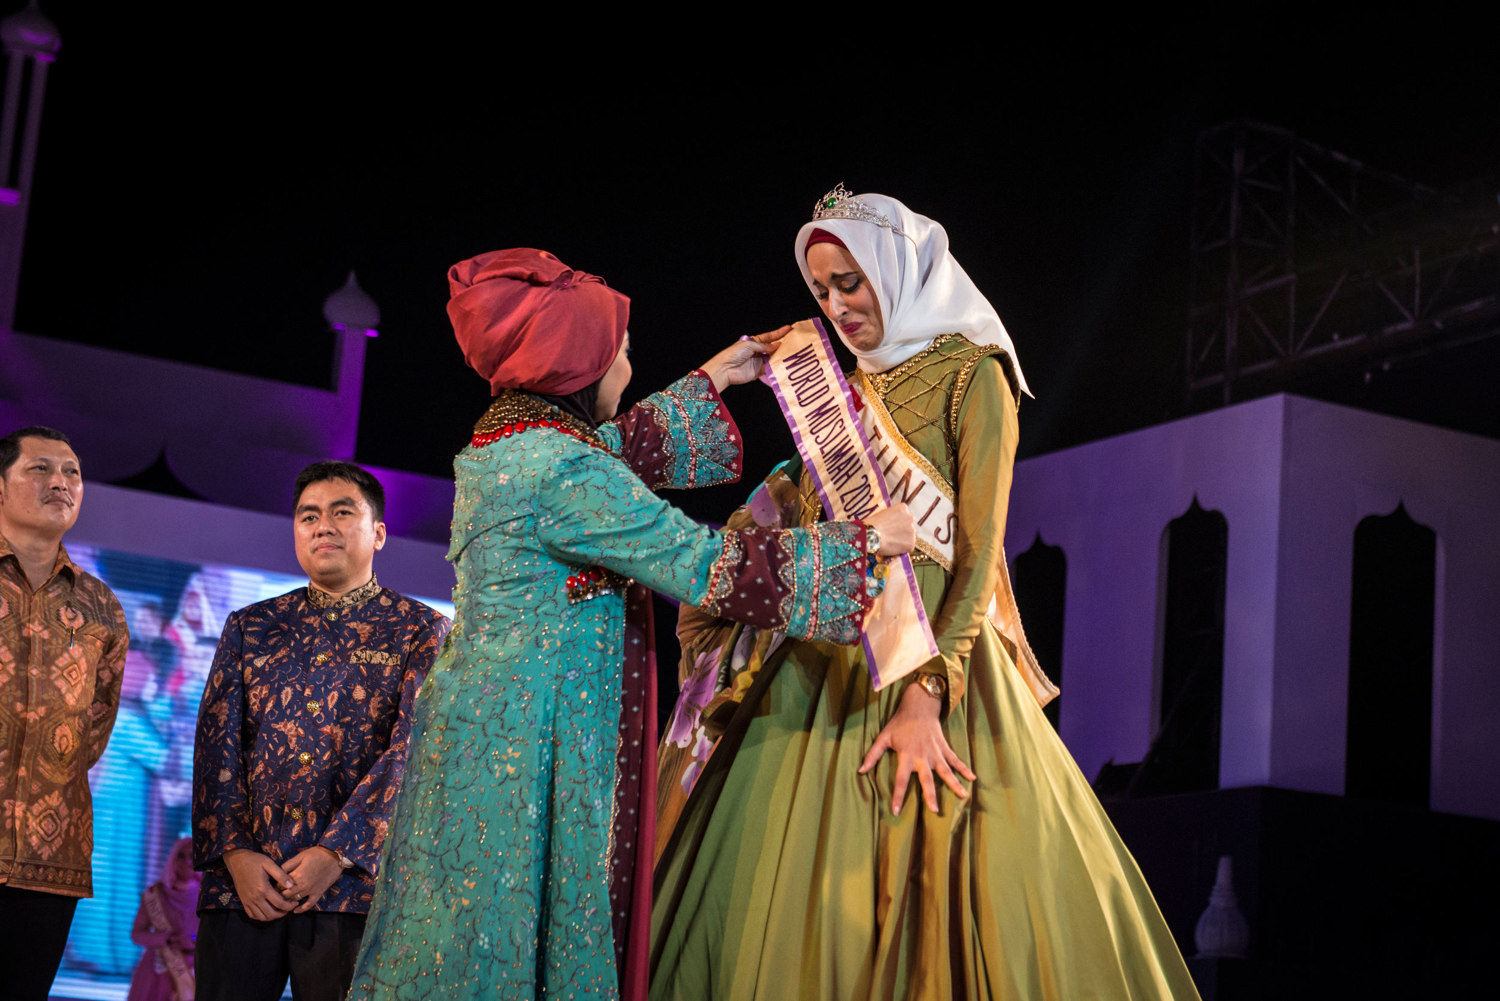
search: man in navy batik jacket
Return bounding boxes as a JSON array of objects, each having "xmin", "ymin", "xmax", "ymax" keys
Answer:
[{"xmin": 192, "ymin": 461, "xmax": 449, "ymax": 1001}]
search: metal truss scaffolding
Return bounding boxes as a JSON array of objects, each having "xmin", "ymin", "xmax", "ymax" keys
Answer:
[{"xmin": 1187, "ymin": 120, "xmax": 1500, "ymax": 409}]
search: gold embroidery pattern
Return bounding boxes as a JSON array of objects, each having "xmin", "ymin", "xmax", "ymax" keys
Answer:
[
  {"xmin": 306, "ymin": 574, "xmax": 381, "ymax": 609},
  {"xmin": 863, "ymin": 336, "xmax": 1014, "ymax": 488},
  {"xmin": 700, "ymin": 532, "xmax": 746, "ymax": 617},
  {"xmin": 797, "ymin": 471, "xmax": 823, "ymax": 527},
  {"xmin": 860, "ymin": 334, "xmax": 964, "ymax": 397},
  {"xmin": 949, "ymin": 345, "xmax": 1014, "ymax": 444},
  {"xmin": 472, "ymin": 390, "xmax": 610, "ymax": 453},
  {"xmin": 862, "ymin": 336, "xmax": 967, "ymax": 464}
]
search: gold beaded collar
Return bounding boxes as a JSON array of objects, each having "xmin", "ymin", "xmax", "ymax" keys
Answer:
[
  {"xmin": 306, "ymin": 574, "xmax": 381, "ymax": 609},
  {"xmin": 472, "ymin": 390, "xmax": 609, "ymax": 453},
  {"xmin": 858, "ymin": 334, "xmax": 964, "ymax": 398}
]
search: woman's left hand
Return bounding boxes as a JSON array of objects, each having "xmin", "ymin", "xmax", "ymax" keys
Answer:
[
  {"xmin": 859, "ymin": 683, "xmax": 976, "ymax": 814},
  {"xmin": 702, "ymin": 325, "xmax": 793, "ymax": 392}
]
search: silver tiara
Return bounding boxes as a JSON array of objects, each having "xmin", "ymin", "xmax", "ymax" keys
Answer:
[{"xmin": 810, "ymin": 183, "xmax": 907, "ymax": 238}]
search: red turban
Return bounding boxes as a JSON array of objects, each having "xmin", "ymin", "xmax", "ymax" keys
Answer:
[{"xmin": 447, "ymin": 248, "xmax": 630, "ymax": 396}]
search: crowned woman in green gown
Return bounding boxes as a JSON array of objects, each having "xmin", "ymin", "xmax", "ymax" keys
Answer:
[{"xmin": 652, "ymin": 190, "xmax": 1202, "ymax": 1001}]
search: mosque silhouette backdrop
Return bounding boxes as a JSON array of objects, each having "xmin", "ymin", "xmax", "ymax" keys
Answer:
[{"xmin": 1, "ymin": 7, "xmax": 1496, "ymax": 999}]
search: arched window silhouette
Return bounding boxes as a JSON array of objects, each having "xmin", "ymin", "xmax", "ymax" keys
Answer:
[
  {"xmin": 1140, "ymin": 497, "xmax": 1228, "ymax": 795},
  {"xmin": 1346, "ymin": 503, "xmax": 1435, "ymax": 807},
  {"xmin": 1012, "ymin": 534, "xmax": 1067, "ymax": 730}
]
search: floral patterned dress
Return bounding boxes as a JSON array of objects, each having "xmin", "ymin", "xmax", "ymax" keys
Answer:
[{"xmin": 348, "ymin": 373, "xmax": 874, "ymax": 1001}]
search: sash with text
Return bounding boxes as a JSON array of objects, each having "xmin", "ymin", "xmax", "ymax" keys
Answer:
[{"xmin": 760, "ymin": 318, "xmax": 939, "ymax": 689}]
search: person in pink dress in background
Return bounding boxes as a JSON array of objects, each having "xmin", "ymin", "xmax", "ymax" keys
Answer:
[{"xmin": 126, "ymin": 838, "xmax": 199, "ymax": 1001}]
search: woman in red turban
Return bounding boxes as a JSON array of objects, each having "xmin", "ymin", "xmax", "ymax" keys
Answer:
[{"xmin": 349, "ymin": 249, "xmax": 915, "ymax": 1001}]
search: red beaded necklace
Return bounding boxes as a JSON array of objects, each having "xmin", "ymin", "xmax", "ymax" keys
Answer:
[
  {"xmin": 470, "ymin": 417, "xmax": 597, "ymax": 450},
  {"xmin": 468, "ymin": 389, "xmax": 609, "ymax": 453},
  {"xmin": 565, "ymin": 565, "xmax": 630, "ymax": 603}
]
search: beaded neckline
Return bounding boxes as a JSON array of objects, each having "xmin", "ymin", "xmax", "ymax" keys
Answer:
[
  {"xmin": 860, "ymin": 334, "xmax": 964, "ymax": 399},
  {"xmin": 470, "ymin": 390, "xmax": 609, "ymax": 452}
]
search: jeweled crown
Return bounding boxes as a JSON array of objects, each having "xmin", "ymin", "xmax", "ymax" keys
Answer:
[{"xmin": 810, "ymin": 183, "xmax": 907, "ymax": 237}]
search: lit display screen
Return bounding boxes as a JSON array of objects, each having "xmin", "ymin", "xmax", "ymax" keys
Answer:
[{"xmin": 48, "ymin": 543, "xmax": 453, "ymax": 1000}]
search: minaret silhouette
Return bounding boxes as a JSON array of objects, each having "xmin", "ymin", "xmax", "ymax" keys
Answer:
[{"xmin": 0, "ymin": 1, "xmax": 59, "ymax": 332}]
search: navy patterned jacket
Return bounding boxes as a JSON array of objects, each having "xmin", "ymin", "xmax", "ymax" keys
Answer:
[{"xmin": 192, "ymin": 578, "xmax": 449, "ymax": 913}]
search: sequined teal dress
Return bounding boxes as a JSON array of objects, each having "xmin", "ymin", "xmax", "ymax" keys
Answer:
[{"xmin": 348, "ymin": 372, "xmax": 874, "ymax": 1001}]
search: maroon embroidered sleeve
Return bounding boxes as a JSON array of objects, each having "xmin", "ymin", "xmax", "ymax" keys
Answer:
[
  {"xmin": 697, "ymin": 521, "xmax": 873, "ymax": 645},
  {"xmin": 599, "ymin": 370, "xmax": 743, "ymax": 490}
]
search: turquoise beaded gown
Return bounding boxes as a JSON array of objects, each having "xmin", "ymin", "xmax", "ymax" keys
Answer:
[{"xmin": 348, "ymin": 373, "xmax": 875, "ymax": 1001}]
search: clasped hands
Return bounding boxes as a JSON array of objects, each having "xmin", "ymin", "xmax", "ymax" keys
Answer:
[{"xmin": 222, "ymin": 845, "xmax": 346, "ymax": 921}]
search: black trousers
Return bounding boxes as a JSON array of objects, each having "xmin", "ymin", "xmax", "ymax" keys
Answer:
[
  {"xmin": 0, "ymin": 885, "xmax": 79, "ymax": 1001},
  {"xmin": 196, "ymin": 909, "xmax": 368, "ymax": 1001}
]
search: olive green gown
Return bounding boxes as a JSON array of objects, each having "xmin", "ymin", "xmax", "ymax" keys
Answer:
[{"xmin": 652, "ymin": 338, "xmax": 1201, "ymax": 1000}]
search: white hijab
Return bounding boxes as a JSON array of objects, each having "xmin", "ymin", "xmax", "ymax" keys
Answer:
[{"xmin": 794, "ymin": 190, "xmax": 1031, "ymax": 397}]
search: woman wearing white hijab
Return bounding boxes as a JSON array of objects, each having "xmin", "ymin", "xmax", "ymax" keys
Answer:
[{"xmin": 652, "ymin": 187, "xmax": 1201, "ymax": 1000}]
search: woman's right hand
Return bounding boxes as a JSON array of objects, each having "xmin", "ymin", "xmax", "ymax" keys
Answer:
[
  {"xmin": 864, "ymin": 503, "xmax": 915, "ymax": 557},
  {"xmin": 701, "ymin": 325, "xmax": 793, "ymax": 391}
]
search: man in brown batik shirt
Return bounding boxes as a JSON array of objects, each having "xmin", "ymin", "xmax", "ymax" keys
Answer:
[{"xmin": 0, "ymin": 426, "xmax": 128, "ymax": 1001}]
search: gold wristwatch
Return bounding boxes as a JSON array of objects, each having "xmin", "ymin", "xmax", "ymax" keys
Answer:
[
  {"xmin": 914, "ymin": 672, "xmax": 947, "ymax": 701},
  {"xmin": 321, "ymin": 845, "xmax": 354, "ymax": 869}
]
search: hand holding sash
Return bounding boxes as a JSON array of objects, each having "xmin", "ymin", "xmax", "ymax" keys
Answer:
[
  {"xmin": 863, "ymin": 503, "xmax": 916, "ymax": 556},
  {"xmin": 701, "ymin": 325, "xmax": 793, "ymax": 391}
]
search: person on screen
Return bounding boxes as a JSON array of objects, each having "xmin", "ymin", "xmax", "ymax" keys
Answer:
[
  {"xmin": 191, "ymin": 461, "xmax": 451, "ymax": 1001},
  {"xmin": 67, "ymin": 641, "xmax": 172, "ymax": 976},
  {"xmin": 0, "ymin": 425, "xmax": 129, "ymax": 1001},
  {"xmin": 126, "ymin": 837, "xmax": 199, "ymax": 1001}
]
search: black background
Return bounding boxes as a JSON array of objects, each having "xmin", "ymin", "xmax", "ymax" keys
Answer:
[{"xmin": 16, "ymin": 6, "xmax": 1497, "ymax": 522}]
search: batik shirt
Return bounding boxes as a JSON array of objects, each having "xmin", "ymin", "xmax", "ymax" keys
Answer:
[
  {"xmin": 0, "ymin": 535, "xmax": 128, "ymax": 897},
  {"xmin": 192, "ymin": 578, "xmax": 449, "ymax": 914}
]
